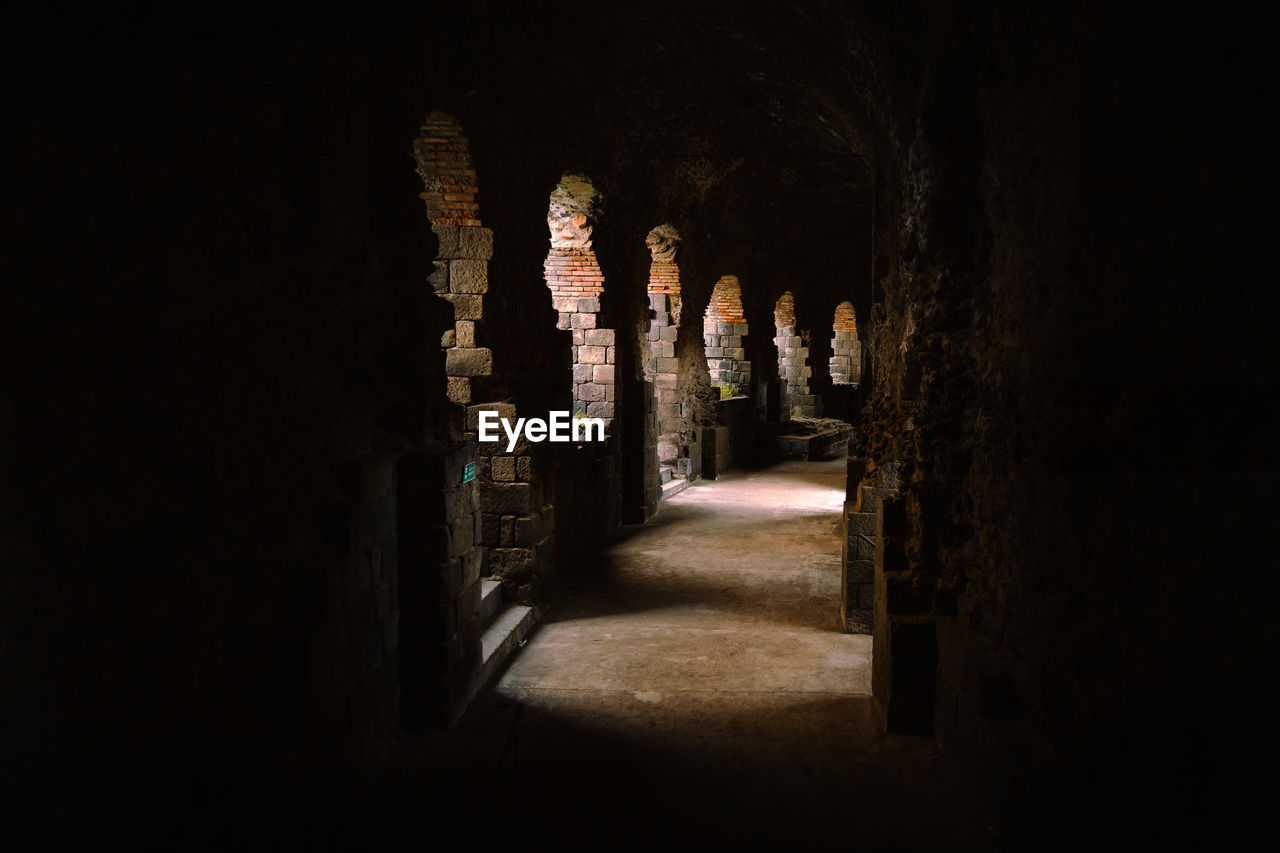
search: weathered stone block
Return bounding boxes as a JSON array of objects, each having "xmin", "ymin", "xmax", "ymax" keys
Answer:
[
  {"xmin": 445, "ymin": 293, "xmax": 483, "ymax": 320},
  {"xmin": 457, "ymin": 226, "xmax": 493, "ymax": 260},
  {"xmin": 481, "ymin": 482, "xmax": 534, "ymax": 515},
  {"xmin": 446, "ymin": 347, "xmax": 493, "ymax": 377},
  {"xmin": 429, "ymin": 260, "xmax": 449, "ymax": 294},
  {"xmin": 489, "ymin": 547, "xmax": 535, "ymax": 581},
  {"xmin": 446, "ymin": 376, "xmax": 471, "ymax": 403},
  {"xmin": 449, "ymin": 259, "xmax": 488, "ymax": 294},
  {"xmin": 571, "ymin": 312, "xmax": 596, "ymax": 329},
  {"xmin": 586, "ymin": 402, "xmax": 614, "ymax": 418},
  {"xmin": 431, "ymin": 225, "xmax": 460, "ymax": 258},
  {"xmin": 848, "ymin": 558, "xmax": 874, "ymax": 583},
  {"xmin": 577, "ymin": 297, "xmax": 601, "ymax": 313},
  {"xmin": 440, "ymin": 328, "xmax": 455, "ymax": 347},
  {"xmin": 490, "ymin": 456, "xmax": 515, "ymax": 482},
  {"xmin": 592, "ymin": 364, "xmax": 614, "ymax": 383},
  {"xmin": 466, "ymin": 402, "xmax": 516, "ymax": 431},
  {"xmin": 514, "ymin": 514, "xmax": 542, "ymax": 546},
  {"xmin": 572, "ymin": 363, "xmax": 594, "ymax": 383},
  {"xmin": 585, "ymin": 328, "xmax": 615, "ymax": 346},
  {"xmin": 579, "ymin": 346, "xmax": 607, "ymax": 364},
  {"xmin": 456, "ymin": 320, "xmax": 475, "ymax": 348}
]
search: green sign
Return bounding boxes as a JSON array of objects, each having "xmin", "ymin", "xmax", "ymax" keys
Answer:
[{"xmin": 463, "ymin": 461, "xmax": 476, "ymax": 483}]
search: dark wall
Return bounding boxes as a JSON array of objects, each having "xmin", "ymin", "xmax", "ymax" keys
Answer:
[{"xmin": 850, "ymin": 5, "xmax": 1271, "ymax": 843}]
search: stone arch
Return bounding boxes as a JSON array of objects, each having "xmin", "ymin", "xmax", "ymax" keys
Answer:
[
  {"xmin": 544, "ymin": 174, "xmax": 618, "ymax": 431},
  {"xmin": 830, "ymin": 301, "xmax": 861, "ymax": 386},
  {"xmin": 645, "ymin": 224, "xmax": 686, "ymax": 479},
  {"xmin": 703, "ymin": 276, "xmax": 750, "ymax": 393},
  {"xmin": 774, "ymin": 291, "xmax": 821, "ymax": 417}
]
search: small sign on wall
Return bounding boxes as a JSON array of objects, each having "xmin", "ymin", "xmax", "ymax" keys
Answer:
[{"xmin": 463, "ymin": 461, "xmax": 476, "ymax": 483}]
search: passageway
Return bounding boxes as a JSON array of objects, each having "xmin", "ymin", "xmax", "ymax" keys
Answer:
[{"xmin": 431, "ymin": 459, "xmax": 990, "ymax": 846}]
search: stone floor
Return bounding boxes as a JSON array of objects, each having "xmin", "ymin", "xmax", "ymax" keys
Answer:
[{"xmin": 406, "ymin": 458, "xmax": 994, "ymax": 847}]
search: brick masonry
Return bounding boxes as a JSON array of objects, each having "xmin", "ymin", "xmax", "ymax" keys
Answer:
[
  {"xmin": 773, "ymin": 291, "xmax": 820, "ymax": 417},
  {"xmin": 703, "ymin": 275, "xmax": 751, "ymax": 390},
  {"xmin": 830, "ymin": 301, "xmax": 861, "ymax": 386}
]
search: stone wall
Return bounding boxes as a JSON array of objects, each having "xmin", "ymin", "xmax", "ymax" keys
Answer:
[
  {"xmin": 773, "ymin": 292, "xmax": 820, "ymax": 417},
  {"xmin": 704, "ymin": 276, "xmax": 751, "ymax": 390},
  {"xmin": 829, "ymin": 301, "xmax": 861, "ymax": 386},
  {"xmin": 545, "ymin": 245, "xmax": 618, "ymax": 425}
]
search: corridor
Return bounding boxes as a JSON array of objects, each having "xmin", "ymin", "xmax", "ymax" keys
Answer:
[{"xmin": 438, "ymin": 459, "xmax": 991, "ymax": 847}]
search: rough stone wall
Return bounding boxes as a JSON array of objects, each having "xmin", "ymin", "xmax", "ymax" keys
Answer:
[
  {"xmin": 842, "ymin": 6, "xmax": 1268, "ymax": 842},
  {"xmin": 704, "ymin": 276, "xmax": 751, "ymax": 390},
  {"xmin": 829, "ymin": 301, "xmax": 861, "ymax": 385},
  {"xmin": 773, "ymin": 291, "xmax": 820, "ymax": 417},
  {"xmin": 545, "ymin": 249, "xmax": 618, "ymax": 424},
  {"xmin": 417, "ymin": 117, "xmax": 558, "ymax": 615}
]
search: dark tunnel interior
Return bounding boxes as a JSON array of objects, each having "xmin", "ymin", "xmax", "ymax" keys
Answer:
[{"xmin": 4, "ymin": 3, "xmax": 1273, "ymax": 848}]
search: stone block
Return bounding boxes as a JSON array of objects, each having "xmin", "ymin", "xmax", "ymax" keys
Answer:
[
  {"xmin": 848, "ymin": 559, "xmax": 874, "ymax": 583},
  {"xmin": 491, "ymin": 456, "xmax": 516, "ymax": 482},
  {"xmin": 489, "ymin": 547, "xmax": 535, "ymax": 582},
  {"xmin": 456, "ymin": 320, "xmax": 475, "ymax": 348},
  {"xmin": 654, "ymin": 357, "xmax": 678, "ymax": 373},
  {"xmin": 577, "ymin": 297, "xmax": 601, "ymax": 313},
  {"xmin": 579, "ymin": 346, "xmax": 607, "ymax": 364},
  {"xmin": 466, "ymin": 401, "xmax": 516, "ymax": 431},
  {"xmin": 431, "ymin": 225, "xmax": 460, "ymax": 259},
  {"xmin": 514, "ymin": 514, "xmax": 542, "ymax": 546},
  {"xmin": 457, "ymin": 226, "xmax": 493, "ymax": 260},
  {"xmin": 446, "ymin": 347, "xmax": 493, "ymax": 377},
  {"xmin": 482, "ymin": 482, "xmax": 535, "ymax": 515},
  {"xmin": 440, "ymin": 328, "xmax": 455, "ymax": 347},
  {"xmin": 572, "ymin": 363, "xmax": 595, "ymax": 383},
  {"xmin": 577, "ymin": 383, "xmax": 606, "ymax": 402},
  {"xmin": 449, "ymin": 259, "xmax": 488, "ymax": 293},
  {"xmin": 586, "ymin": 402, "xmax": 614, "ymax": 418},
  {"xmin": 429, "ymin": 261, "xmax": 449, "ymax": 294},
  {"xmin": 446, "ymin": 377, "xmax": 471, "ymax": 403},
  {"xmin": 593, "ymin": 364, "xmax": 615, "ymax": 383},
  {"xmin": 445, "ymin": 293, "xmax": 483, "ymax": 320},
  {"xmin": 585, "ymin": 328, "xmax": 615, "ymax": 346},
  {"xmin": 571, "ymin": 312, "xmax": 597, "ymax": 329}
]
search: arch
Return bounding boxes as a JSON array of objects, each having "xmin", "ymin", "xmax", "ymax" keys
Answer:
[
  {"xmin": 774, "ymin": 291, "xmax": 819, "ymax": 417},
  {"xmin": 646, "ymin": 225, "xmax": 683, "ymax": 471},
  {"xmin": 829, "ymin": 301, "xmax": 861, "ymax": 386},
  {"xmin": 543, "ymin": 174, "xmax": 617, "ymax": 430},
  {"xmin": 703, "ymin": 276, "xmax": 750, "ymax": 393},
  {"xmin": 414, "ymin": 111, "xmax": 493, "ymax": 404}
]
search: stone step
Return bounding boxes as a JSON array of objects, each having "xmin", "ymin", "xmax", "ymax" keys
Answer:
[
  {"xmin": 660, "ymin": 476, "xmax": 689, "ymax": 501},
  {"xmin": 479, "ymin": 604, "xmax": 535, "ymax": 686},
  {"xmin": 480, "ymin": 578, "xmax": 503, "ymax": 628},
  {"xmin": 660, "ymin": 466, "xmax": 673, "ymax": 484}
]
